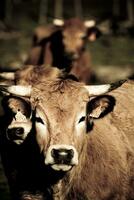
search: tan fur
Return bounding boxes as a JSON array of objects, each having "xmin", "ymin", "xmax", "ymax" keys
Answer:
[
  {"xmin": 15, "ymin": 65, "xmax": 62, "ymax": 85},
  {"xmin": 7, "ymin": 98, "xmax": 30, "ymax": 116}
]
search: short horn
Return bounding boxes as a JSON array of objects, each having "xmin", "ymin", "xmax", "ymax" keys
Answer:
[
  {"xmin": 0, "ymin": 72, "xmax": 15, "ymax": 80},
  {"xmin": 0, "ymin": 85, "xmax": 32, "ymax": 97},
  {"xmin": 84, "ymin": 80, "xmax": 126, "ymax": 96},
  {"xmin": 84, "ymin": 20, "xmax": 96, "ymax": 28},
  {"xmin": 53, "ymin": 18, "xmax": 64, "ymax": 26}
]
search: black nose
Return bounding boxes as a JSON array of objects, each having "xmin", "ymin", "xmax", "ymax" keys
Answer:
[
  {"xmin": 6, "ymin": 127, "xmax": 24, "ymax": 140},
  {"xmin": 66, "ymin": 52, "xmax": 77, "ymax": 59},
  {"xmin": 51, "ymin": 148, "xmax": 74, "ymax": 164}
]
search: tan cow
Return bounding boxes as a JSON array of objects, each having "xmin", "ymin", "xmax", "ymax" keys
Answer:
[{"xmin": 0, "ymin": 67, "xmax": 134, "ymax": 200}]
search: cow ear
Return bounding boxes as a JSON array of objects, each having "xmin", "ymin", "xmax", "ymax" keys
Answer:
[
  {"xmin": 2, "ymin": 96, "xmax": 32, "ymax": 118},
  {"xmin": 87, "ymin": 27, "xmax": 102, "ymax": 41},
  {"xmin": 87, "ymin": 95, "xmax": 115, "ymax": 119}
]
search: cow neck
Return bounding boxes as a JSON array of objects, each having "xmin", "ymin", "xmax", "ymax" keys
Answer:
[
  {"xmin": 50, "ymin": 169, "xmax": 75, "ymax": 200},
  {"xmin": 71, "ymin": 48, "xmax": 85, "ymax": 63},
  {"xmin": 63, "ymin": 48, "xmax": 85, "ymax": 71},
  {"xmin": 52, "ymin": 180, "xmax": 63, "ymax": 200}
]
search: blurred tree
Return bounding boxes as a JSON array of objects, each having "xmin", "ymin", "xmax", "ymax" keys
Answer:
[
  {"xmin": 74, "ymin": 0, "xmax": 82, "ymax": 18},
  {"xmin": 39, "ymin": 0, "xmax": 48, "ymax": 24},
  {"xmin": 113, "ymin": 0, "xmax": 120, "ymax": 17},
  {"xmin": 54, "ymin": 0, "xmax": 63, "ymax": 19},
  {"xmin": 0, "ymin": 1, "xmax": 6, "ymax": 21},
  {"xmin": 127, "ymin": 0, "xmax": 134, "ymax": 23},
  {"xmin": 13, "ymin": 0, "xmax": 21, "ymax": 3},
  {"xmin": 5, "ymin": 0, "xmax": 13, "ymax": 26}
]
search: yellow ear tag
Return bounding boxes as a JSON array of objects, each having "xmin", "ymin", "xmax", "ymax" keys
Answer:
[{"xmin": 15, "ymin": 110, "xmax": 27, "ymax": 122}]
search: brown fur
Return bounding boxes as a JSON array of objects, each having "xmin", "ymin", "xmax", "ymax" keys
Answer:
[
  {"xmin": 25, "ymin": 25, "xmax": 59, "ymax": 65},
  {"xmin": 33, "ymin": 24, "xmax": 59, "ymax": 44}
]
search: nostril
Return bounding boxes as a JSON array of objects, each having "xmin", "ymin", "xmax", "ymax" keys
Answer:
[
  {"xmin": 6, "ymin": 127, "xmax": 24, "ymax": 140},
  {"xmin": 51, "ymin": 149, "xmax": 59, "ymax": 158},
  {"xmin": 15, "ymin": 127, "xmax": 24, "ymax": 136},
  {"xmin": 69, "ymin": 149, "xmax": 74, "ymax": 159}
]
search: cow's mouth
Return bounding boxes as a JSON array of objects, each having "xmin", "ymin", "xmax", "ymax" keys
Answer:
[
  {"xmin": 13, "ymin": 139, "xmax": 24, "ymax": 145},
  {"xmin": 45, "ymin": 144, "xmax": 79, "ymax": 171},
  {"xmin": 50, "ymin": 164, "xmax": 73, "ymax": 171},
  {"xmin": 64, "ymin": 52, "xmax": 79, "ymax": 61}
]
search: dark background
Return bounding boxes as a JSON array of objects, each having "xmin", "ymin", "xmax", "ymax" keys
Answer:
[{"xmin": 0, "ymin": 0, "xmax": 134, "ymax": 199}]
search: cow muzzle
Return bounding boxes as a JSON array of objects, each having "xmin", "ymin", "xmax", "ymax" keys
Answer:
[
  {"xmin": 6, "ymin": 122, "xmax": 32, "ymax": 144},
  {"xmin": 45, "ymin": 145, "xmax": 78, "ymax": 171},
  {"xmin": 65, "ymin": 52, "xmax": 79, "ymax": 60},
  {"xmin": 6, "ymin": 127, "xmax": 25, "ymax": 144}
]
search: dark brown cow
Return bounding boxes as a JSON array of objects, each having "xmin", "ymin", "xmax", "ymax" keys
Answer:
[
  {"xmin": 25, "ymin": 24, "xmax": 59, "ymax": 66},
  {"xmin": 25, "ymin": 18, "xmax": 101, "ymax": 84},
  {"xmin": 0, "ymin": 67, "xmax": 134, "ymax": 200}
]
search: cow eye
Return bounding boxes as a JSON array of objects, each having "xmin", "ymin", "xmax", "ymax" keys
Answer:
[
  {"xmin": 36, "ymin": 117, "xmax": 45, "ymax": 125},
  {"xmin": 78, "ymin": 116, "xmax": 85, "ymax": 123}
]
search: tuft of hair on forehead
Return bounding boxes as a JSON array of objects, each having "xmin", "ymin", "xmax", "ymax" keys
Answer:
[
  {"xmin": 31, "ymin": 72, "xmax": 86, "ymax": 105},
  {"xmin": 30, "ymin": 69, "xmax": 88, "ymax": 110},
  {"xmin": 15, "ymin": 65, "xmax": 65, "ymax": 85},
  {"xmin": 63, "ymin": 18, "xmax": 85, "ymax": 30}
]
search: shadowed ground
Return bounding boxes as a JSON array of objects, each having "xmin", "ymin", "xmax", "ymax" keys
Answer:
[{"xmin": 0, "ymin": 157, "xmax": 10, "ymax": 200}]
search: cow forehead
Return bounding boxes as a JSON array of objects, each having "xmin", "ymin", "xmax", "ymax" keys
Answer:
[
  {"xmin": 64, "ymin": 18, "xmax": 86, "ymax": 30},
  {"xmin": 63, "ymin": 28, "xmax": 86, "ymax": 37},
  {"xmin": 63, "ymin": 19, "xmax": 87, "ymax": 36},
  {"xmin": 31, "ymin": 80, "xmax": 89, "ymax": 114}
]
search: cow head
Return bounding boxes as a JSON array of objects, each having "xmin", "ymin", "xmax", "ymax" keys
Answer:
[
  {"xmin": 2, "ymin": 96, "xmax": 32, "ymax": 144},
  {"xmin": 53, "ymin": 18, "xmax": 101, "ymax": 60},
  {"xmin": 0, "ymin": 75, "xmax": 125, "ymax": 171}
]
